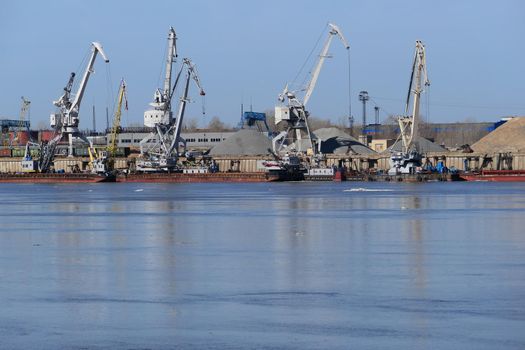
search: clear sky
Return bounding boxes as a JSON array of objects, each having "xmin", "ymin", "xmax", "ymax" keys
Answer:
[{"xmin": 1, "ymin": 0, "xmax": 524, "ymax": 130}]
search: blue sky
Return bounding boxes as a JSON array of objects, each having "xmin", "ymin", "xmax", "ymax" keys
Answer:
[{"xmin": 0, "ymin": 0, "xmax": 524, "ymax": 130}]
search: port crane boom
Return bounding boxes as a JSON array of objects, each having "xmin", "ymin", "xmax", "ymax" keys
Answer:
[
  {"xmin": 51, "ymin": 42, "xmax": 110, "ymax": 157},
  {"xmin": 274, "ymin": 23, "xmax": 350, "ymax": 155},
  {"xmin": 303, "ymin": 23, "xmax": 350, "ymax": 107},
  {"xmin": 399, "ymin": 40, "xmax": 429, "ymax": 154},
  {"xmin": 389, "ymin": 40, "xmax": 430, "ymax": 175},
  {"xmin": 108, "ymin": 79, "xmax": 127, "ymax": 157},
  {"xmin": 168, "ymin": 58, "xmax": 205, "ymax": 158}
]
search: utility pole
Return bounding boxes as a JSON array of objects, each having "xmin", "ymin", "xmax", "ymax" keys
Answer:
[
  {"xmin": 374, "ymin": 106, "xmax": 380, "ymax": 125},
  {"xmin": 358, "ymin": 91, "xmax": 369, "ymax": 134}
]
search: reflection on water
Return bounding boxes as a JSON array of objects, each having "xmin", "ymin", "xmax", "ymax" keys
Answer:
[{"xmin": 1, "ymin": 182, "xmax": 525, "ymax": 349}]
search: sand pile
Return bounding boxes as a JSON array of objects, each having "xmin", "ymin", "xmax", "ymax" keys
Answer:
[
  {"xmin": 471, "ymin": 117, "xmax": 525, "ymax": 153},
  {"xmin": 209, "ymin": 129, "xmax": 272, "ymax": 156}
]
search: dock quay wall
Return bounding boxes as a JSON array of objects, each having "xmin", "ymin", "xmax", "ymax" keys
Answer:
[
  {"xmin": 0, "ymin": 158, "xmax": 130, "ymax": 173},
  {"xmin": 2, "ymin": 152, "xmax": 525, "ymax": 174},
  {"xmin": 339, "ymin": 152, "xmax": 525, "ymax": 172}
]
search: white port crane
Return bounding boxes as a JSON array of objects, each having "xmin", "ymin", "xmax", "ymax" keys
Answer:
[
  {"xmin": 51, "ymin": 42, "xmax": 110, "ymax": 157},
  {"xmin": 21, "ymin": 42, "xmax": 109, "ymax": 173},
  {"xmin": 273, "ymin": 23, "xmax": 350, "ymax": 155},
  {"xmin": 138, "ymin": 27, "xmax": 205, "ymax": 172},
  {"xmin": 389, "ymin": 40, "xmax": 430, "ymax": 175}
]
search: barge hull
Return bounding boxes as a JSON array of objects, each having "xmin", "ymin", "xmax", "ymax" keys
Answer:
[
  {"xmin": 117, "ymin": 172, "xmax": 283, "ymax": 183},
  {"xmin": 0, "ymin": 173, "xmax": 116, "ymax": 183},
  {"xmin": 367, "ymin": 173, "xmax": 456, "ymax": 182},
  {"xmin": 460, "ymin": 170, "xmax": 525, "ymax": 182}
]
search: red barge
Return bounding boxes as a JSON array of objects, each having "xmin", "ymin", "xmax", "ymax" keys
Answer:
[
  {"xmin": 117, "ymin": 171, "xmax": 296, "ymax": 183},
  {"xmin": 0, "ymin": 172, "xmax": 116, "ymax": 183},
  {"xmin": 459, "ymin": 170, "xmax": 525, "ymax": 182}
]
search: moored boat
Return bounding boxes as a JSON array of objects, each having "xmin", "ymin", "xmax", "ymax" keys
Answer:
[
  {"xmin": 117, "ymin": 171, "xmax": 291, "ymax": 183},
  {"xmin": 459, "ymin": 170, "xmax": 525, "ymax": 182},
  {"xmin": 367, "ymin": 172, "xmax": 457, "ymax": 182},
  {"xmin": 0, "ymin": 172, "xmax": 116, "ymax": 183}
]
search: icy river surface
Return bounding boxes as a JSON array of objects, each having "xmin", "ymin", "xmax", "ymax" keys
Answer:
[{"xmin": 1, "ymin": 182, "xmax": 524, "ymax": 349}]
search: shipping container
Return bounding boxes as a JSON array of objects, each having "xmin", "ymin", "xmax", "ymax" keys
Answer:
[
  {"xmin": 39, "ymin": 130, "xmax": 56, "ymax": 142},
  {"xmin": 0, "ymin": 148, "xmax": 12, "ymax": 157},
  {"xmin": 11, "ymin": 147, "xmax": 25, "ymax": 157},
  {"xmin": 14, "ymin": 131, "xmax": 30, "ymax": 146}
]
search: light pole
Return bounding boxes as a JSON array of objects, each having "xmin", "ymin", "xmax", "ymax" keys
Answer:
[
  {"xmin": 348, "ymin": 115, "xmax": 354, "ymax": 135},
  {"xmin": 358, "ymin": 91, "xmax": 369, "ymax": 134}
]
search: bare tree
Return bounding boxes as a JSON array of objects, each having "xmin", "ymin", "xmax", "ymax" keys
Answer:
[
  {"xmin": 207, "ymin": 116, "xmax": 229, "ymax": 131},
  {"xmin": 183, "ymin": 117, "xmax": 199, "ymax": 131},
  {"xmin": 36, "ymin": 121, "xmax": 48, "ymax": 130},
  {"xmin": 307, "ymin": 116, "xmax": 333, "ymax": 130}
]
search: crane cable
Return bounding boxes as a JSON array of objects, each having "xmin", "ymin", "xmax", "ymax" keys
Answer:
[
  {"xmin": 426, "ymin": 84, "xmax": 431, "ymax": 124},
  {"xmin": 71, "ymin": 48, "xmax": 91, "ymax": 97},
  {"xmin": 201, "ymin": 94, "xmax": 206, "ymax": 117},
  {"xmin": 157, "ymin": 42, "xmax": 169, "ymax": 89},
  {"xmin": 347, "ymin": 48, "xmax": 352, "ymax": 127},
  {"xmin": 292, "ymin": 23, "xmax": 329, "ymax": 92},
  {"xmin": 105, "ymin": 64, "xmax": 115, "ymax": 124}
]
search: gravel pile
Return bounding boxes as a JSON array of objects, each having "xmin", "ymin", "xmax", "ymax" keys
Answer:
[
  {"xmin": 471, "ymin": 117, "xmax": 525, "ymax": 153},
  {"xmin": 387, "ymin": 136, "xmax": 446, "ymax": 154},
  {"xmin": 209, "ymin": 129, "xmax": 272, "ymax": 156},
  {"xmin": 313, "ymin": 127, "xmax": 376, "ymax": 155}
]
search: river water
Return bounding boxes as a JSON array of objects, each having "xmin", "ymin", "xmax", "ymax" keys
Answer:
[{"xmin": 0, "ymin": 182, "xmax": 524, "ymax": 349}]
